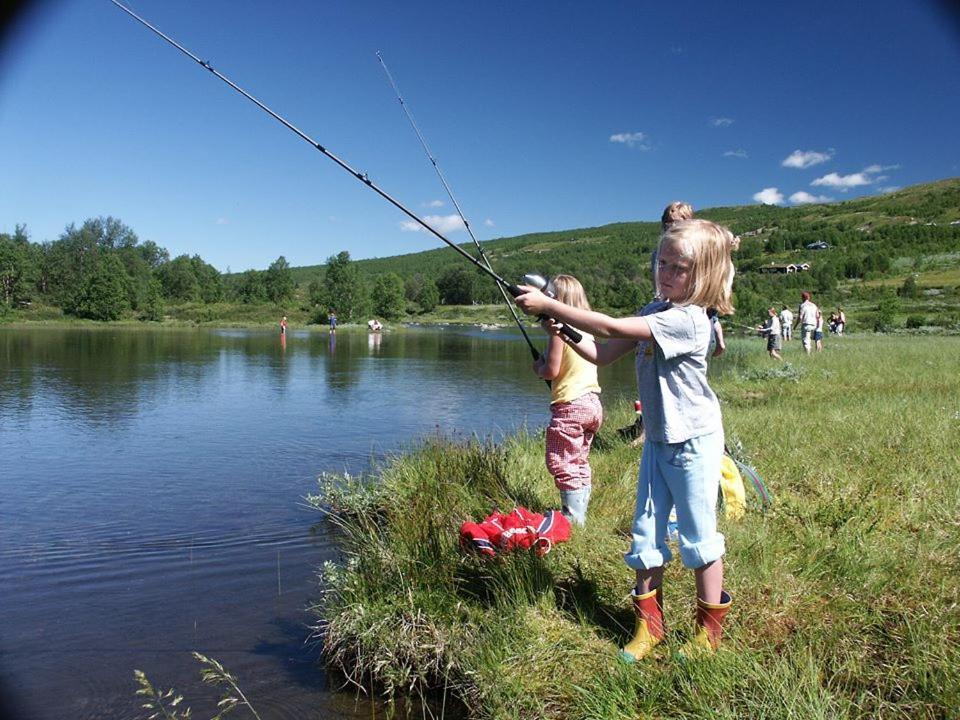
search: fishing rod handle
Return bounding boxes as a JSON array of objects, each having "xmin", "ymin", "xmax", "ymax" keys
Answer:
[
  {"xmin": 504, "ymin": 285, "xmax": 583, "ymax": 344},
  {"xmin": 505, "ymin": 285, "xmax": 585, "ymax": 344}
]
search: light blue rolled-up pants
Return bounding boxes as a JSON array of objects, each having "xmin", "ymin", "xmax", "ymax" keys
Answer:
[{"xmin": 624, "ymin": 429, "xmax": 725, "ymax": 570}]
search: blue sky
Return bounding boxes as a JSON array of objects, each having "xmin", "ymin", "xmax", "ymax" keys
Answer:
[{"xmin": 2, "ymin": 1, "xmax": 959, "ymax": 272}]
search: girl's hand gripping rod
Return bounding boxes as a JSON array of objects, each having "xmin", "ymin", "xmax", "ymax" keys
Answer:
[{"xmin": 520, "ymin": 274, "xmax": 583, "ymax": 344}]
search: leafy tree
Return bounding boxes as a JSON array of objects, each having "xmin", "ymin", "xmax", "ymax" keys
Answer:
[
  {"xmin": 137, "ymin": 240, "xmax": 170, "ymax": 269},
  {"xmin": 82, "ymin": 216, "xmax": 139, "ymax": 249},
  {"xmin": 436, "ymin": 266, "xmax": 475, "ymax": 305},
  {"xmin": 232, "ymin": 270, "xmax": 267, "ymax": 303},
  {"xmin": 324, "ymin": 251, "xmax": 369, "ymax": 321},
  {"xmin": 898, "ymin": 275, "xmax": 920, "ymax": 298},
  {"xmin": 264, "ymin": 256, "xmax": 295, "ymax": 304},
  {"xmin": 0, "ymin": 232, "xmax": 30, "ymax": 305},
  {"xmin": 371, "ymin": 273, "xmax": 405, "ymax": 319},
  {"xmin": 139, "ymin": 278, "xmax": 165, "ymax": 321},
  {"xmin": 45, "ymin": 222, "xmax": 104, "ymax": 307},
  {"xmin": 415, "ymin": 280, "xmax": 439, "ymax": 312},
  {"xmin": 189, "ymin": 255, "xmax": 224, "ymax": 303},
  {"xmin": 156, "ymin": 255, "xmax": 201, "ymax": 301},
  {"xmin": 874, "ymin": 294, "xmax": 900, "ymax": 332},
  {"xmin": 70, "ymin": 253, "xmax": 130, "ymax": 320},
  {"xmin": 307, "ymin": 274, "xmax": 327, "ymax": 310}
]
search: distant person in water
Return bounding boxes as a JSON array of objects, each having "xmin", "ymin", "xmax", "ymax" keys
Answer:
[
  {"xmin": 367, "ymin": 318, "xmax": 383, "ymax": 332},
  {"xmin": 328, "ymin": 311, "xmax": 337, "ymax": 333},
  {"xmin": 279, "ymin": 316, "xmax": 288, "ymax": 335}
]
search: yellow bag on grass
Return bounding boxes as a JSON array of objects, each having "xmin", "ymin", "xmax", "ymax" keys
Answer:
[{"xmin": 719, "ymin": 455, "xmax": 746, "ymax": 521}]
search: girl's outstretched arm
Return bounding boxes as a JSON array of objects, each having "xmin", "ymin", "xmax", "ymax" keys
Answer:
[
  {"xmin": 515, "ymin": 286, "xmax": 653, "ymax": 341},
  {"xmin": 543, "ymin": 319, "xmax": 635, "ymax": 367}
]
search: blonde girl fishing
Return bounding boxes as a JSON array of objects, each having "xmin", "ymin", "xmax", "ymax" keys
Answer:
[
  {"xmin": 531, "ymin": 275, "xmax": 602, "ymax": 527},
  {"xmin": 515, "ymin": 219, "xmax": 739, "ymax": 660}
]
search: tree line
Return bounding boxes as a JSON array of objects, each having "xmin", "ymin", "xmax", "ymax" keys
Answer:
[
  {"xmin": 0, "ymin": 217, "xmax": 298, "ymax": 321},
  {"xmin": 4, "ymin": 178, "xmax": 958, "ymax": 325}
]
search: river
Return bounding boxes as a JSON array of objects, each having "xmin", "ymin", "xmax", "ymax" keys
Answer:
[{"xmin": 0, "ymin": 325, "xmax": 636, "ymax": 719}]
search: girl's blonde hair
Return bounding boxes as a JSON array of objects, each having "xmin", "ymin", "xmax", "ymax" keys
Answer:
[
  {"xmin": 552, "ymin": 274, "xmax": 591, "ymax": 310},
  {"xmin": 660, "ymin": 201, "xmax": 694, "ymax": 229},
  {"xmin": 656, "ymin": 219, "xmax": 738, "ymax": 315}
]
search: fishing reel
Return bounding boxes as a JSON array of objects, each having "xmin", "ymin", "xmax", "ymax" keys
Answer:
[
  {"xmin": 522, "ymin": 273, "xmax": 556, "ymax": 298},
  {"xmin": 520, "ymin": 273, "xmax": 582, "ymax": 343}
]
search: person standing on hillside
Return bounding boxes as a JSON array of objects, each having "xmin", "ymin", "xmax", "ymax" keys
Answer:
[
  {"xmin": 794, "ymin": 292, "xmax": 819, "ymax": 354},
  {"xmin": 532, "ymin": 275, "xmax": 603, "ymax": 527},
  {"xmin": 779, "ymin": 305, "xmax": 793, "ymax": 341},
  {"xmin": 814, "ymin": 308, "xmax": 825, "ymax": 352},
  {"xmin": 515, "ymin": 219, "xmax": 739, "ymax": 662},
  {"xmin": 757, "ymin": 307, "xmax": 783, "ymax": 360}
]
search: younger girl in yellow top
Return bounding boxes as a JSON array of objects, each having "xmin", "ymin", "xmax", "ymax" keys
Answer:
[{"xmin": 532, "ymin": 275, "xmax": 602, "ymax": 526}]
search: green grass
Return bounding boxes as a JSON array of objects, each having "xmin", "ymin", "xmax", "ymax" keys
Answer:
[{"xmin": 307, "ymin": 335, "xmax": 960, "ymax": 719}]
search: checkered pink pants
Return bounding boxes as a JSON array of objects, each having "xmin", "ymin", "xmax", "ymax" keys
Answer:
[{"xmin": 546, "ymin": 392, "xmax": 603, "ymax": 491}]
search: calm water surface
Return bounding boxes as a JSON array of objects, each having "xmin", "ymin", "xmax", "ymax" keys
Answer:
[{"xmin": 1, "ymin": 326, "xmax": 635, "ymax": 719}]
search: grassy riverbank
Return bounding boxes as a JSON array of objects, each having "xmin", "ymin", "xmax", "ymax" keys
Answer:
[{"xmin": 308, "ymin": 335, "xmax": 960, "ymax": 719}]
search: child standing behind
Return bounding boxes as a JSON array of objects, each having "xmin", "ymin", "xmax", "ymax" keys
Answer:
[
  {"xmin": 532, "ymin": 275, "xmax": 603, "ymax": 527},
  {"xmin": 516, "ymin": 219, "xmax": 738, "ymax": 660},
  {"xmin": 757, "ymin": 307, "xmax": 783, "ymax": 360}
]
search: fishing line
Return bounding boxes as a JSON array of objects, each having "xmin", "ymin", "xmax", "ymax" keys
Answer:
[
  {"xmin": 376, "ymin": 51, "xmax": 541, "ymax": 361},
  {"xmin": 108, "ymin": 0, "xmax": 581, "ymax": 345}
]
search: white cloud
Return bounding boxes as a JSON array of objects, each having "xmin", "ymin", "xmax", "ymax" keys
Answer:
[
  {"xmin": 753, "ymin": 187, "xmax": 785, "ymax": 205},
  {"xmin": 782, "ymin": 149, "xmax": 834, "ymax": 169},
  {"xmin": 609, "ymin": 132, "xmax": 650, "ymax": 149},
  {"xmin": 484, "ymin": 219, "xmax": 495, "ymax": 227},
  {"xmin": 811, "ymin": 171, "xmax": 872, "ymax": 190},
  {"xmin": 789, "ymin": 191, "xmax": 833, "ymax": 205},
  {"xmin": 863, "ymin": 163, "xmax": 899, "ymax": 174},
  {"xmin": 811, "ymin": 163, "xmax": 898, "ymax": 191},
  {"xmin": 711, "ymin": 117, "xmax": 734, "ymax": 127},
  {"xmin": 215, "ymin": 217, "xmax": 229, "ymax": 225},
  {"xmin": 399, "ymin": 214, "xmax": 466, "ymax": 233},
  {"xmin": 424, "ymin": 199, "xmax": 444, "ymax": 208},
  {"xmin": 723, "ymin": 149, "xmax": 748, "ymax": 159}
]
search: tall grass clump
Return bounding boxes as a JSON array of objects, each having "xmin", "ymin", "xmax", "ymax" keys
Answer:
[{"xmin": 309, "ymin": 335, "xmax": 960, "ymax": 719}]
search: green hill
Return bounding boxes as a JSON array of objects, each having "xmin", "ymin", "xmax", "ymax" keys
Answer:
[
  {"xmin": 4, "ymin": 178, "xmax": 958, "ymax": 330},
  {"xmin": 291, "ymin": 177, "xmax": 960, "ymax": 330}
]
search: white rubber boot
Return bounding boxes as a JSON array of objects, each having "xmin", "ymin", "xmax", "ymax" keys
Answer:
[{"xmin": 559, "ymin": 486, "xmax": 591, "ymax": 527}]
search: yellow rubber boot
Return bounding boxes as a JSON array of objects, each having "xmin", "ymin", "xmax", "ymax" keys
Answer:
[
  {"xmin": 619, "ymin": 587, "xmax": 664, "ymax": 663},
  {"xmin": 678, "ymin": 590, "xmax": 732, "ymax": 658}
]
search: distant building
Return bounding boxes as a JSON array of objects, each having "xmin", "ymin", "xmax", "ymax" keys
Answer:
[
  {"xmin": 758, "ymin": 262, "xmax": 810, "ymax": 274},
  {"xmin": 805, "ymin": 240, "xmax": 830, "ymax": 250}
]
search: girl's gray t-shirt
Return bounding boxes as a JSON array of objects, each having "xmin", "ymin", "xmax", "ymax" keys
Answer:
[{"xmin": 634, "ymin": 300, "xmax": 722, "ymax": 443}]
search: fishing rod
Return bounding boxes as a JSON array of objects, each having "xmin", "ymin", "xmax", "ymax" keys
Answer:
[
  {"xmin": 108, "ymin": 0, "xmax": 581, "ymax": 345},
  {"xmin": 375, "ymin": 51, "xmax": 543, "ymax": 361}
]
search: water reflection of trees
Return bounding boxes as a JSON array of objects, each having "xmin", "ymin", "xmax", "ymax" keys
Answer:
[
  {"xmin": 0, "ymin": 326, "xmax": 639, "ymax": 432},
  {"xmin": 0, "ymin": 329, "xmax": 297, "ymax": 429}
]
